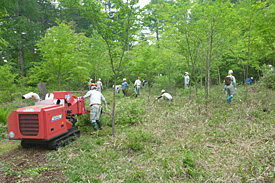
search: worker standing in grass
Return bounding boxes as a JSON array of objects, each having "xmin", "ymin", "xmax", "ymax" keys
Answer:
[
  {"xmin": 183, "ymin": 72, "xmax": 190, "ymax": 89},
  {"xmin": 121, "ymin": 78, "xmax": 129, "ymax": 97},
  {"xmin": 96, "ymin": 78, "xmax": 103, "ymax": 93},
  {"xmin": 156, "ymin": 90, "xmax": 173, "ymax": 101},
  {"xmin": 223, "ymin": 70, "xmax": 237, "ymax": 104},
  {"xmin": 134, "ymin": 76, "xmax": 141, "ymax": 97},
  {"xmin": 84, "ymin": 83, "xmax": 107, "ymax": 135}
]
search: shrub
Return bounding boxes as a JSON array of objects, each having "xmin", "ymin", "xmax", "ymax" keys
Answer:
[
  {"xmin": 260, "ymin": 64, "xmax": 275, "ymax": 89},
  {"xmin": 123, "ymin": 129, "xmax": 160, "ymax": 151},
  {"xmin": 115, "ymin": 98, "xmax": 145, "ymax": 126},
  {"xmin": 0, "ymin": 108, "xmax": 12, "ymax": 125},
  {"xmin": 0, "ymin": 108, "xmax": 11, "ymax": 138},
  {"xmin": 0, "ymin": 64, "xmax": 17, "ymax": 102}
]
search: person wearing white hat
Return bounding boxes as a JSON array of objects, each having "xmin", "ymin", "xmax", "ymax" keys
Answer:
[
  {"xmin": 223, "ymin": 70, "xmax": 236, "ymax": 104},
  {"xmin": 134, "ymin": 76, "xmax": 141, "ymax": 97},
  {"xmin": 156, "ymin": 90, "xmax": 173, "ymax": 101},
  {"xmin": 96, "ymin": 78, "xmax": 103, "ymax": 93},
  {"xmin": 84, "ymin": 83, "xmax": 107, "ymax": 135},
  {"xmin": 245, "ymin": 77, "xmax": 253, "ymax": 85},
  {"xmin": 121, "ymin": 78, "xmax": 129, "ymax": 97},
  {"xmin": 183, "ymin": 72, "xmax": 190, "ymax": 89}
]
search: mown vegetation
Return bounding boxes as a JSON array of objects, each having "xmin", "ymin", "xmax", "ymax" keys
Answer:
[
  {"xmin": 2, "ymin": 82, "xmax": 275, "ymax": 182},
  {"xmin": 50, "ymin": 84, "xmax": 275, "ymax": 182}
]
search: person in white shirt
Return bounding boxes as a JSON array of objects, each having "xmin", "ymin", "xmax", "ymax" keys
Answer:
[
  {"xmin": 183, "ymin": 72, "xmax": 190, "ymax": 89},
  {"xmin": 134, "ymin": 76, "xmax": 141, "ymax": 97},
  {"xmin": 113, "ymin": 85, "xmax": 121, "ymax": 94},
  {"xmin": 223, "ymin": 70, "xmax": 236, "ymax": 104},
  {"xmin": 96, "ymin": 78, "xmax": 103, "ymax": 93},
  {"xmin": 84, "ymin": 83, "xmax": 107, "ymax": 135},
  {"xmin": 156, "ymin": 90, "xmax": 173, "ymax": 101}
]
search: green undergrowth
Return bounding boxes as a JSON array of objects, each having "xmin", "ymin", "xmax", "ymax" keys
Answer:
[
  {"xmin": 0, "ymin": 83, "xmax": 274, "ymax": 182},
  {"xmin": 47, "ymin": 84, "xmax": 275, "ymax": 182}
]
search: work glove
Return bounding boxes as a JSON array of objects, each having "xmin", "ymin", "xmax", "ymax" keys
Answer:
[{"xmin": 155, "ymin": 98, "xmax": 158, "ymax": 100}]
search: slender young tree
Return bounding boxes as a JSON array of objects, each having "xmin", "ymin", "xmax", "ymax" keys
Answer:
[{"xmin": 71, "ymin": 0, "xmax": 139, "ymax": 137}]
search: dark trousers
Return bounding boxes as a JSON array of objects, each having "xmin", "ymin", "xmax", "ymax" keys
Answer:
[{"xmin": 122, "ymin": 88, "xmax": 127, "ymax": 97}]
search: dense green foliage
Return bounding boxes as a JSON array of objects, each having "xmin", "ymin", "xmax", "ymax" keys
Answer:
[{"xmin": 0, "ymin": 0, "xmax": 274, "ymax": 94}]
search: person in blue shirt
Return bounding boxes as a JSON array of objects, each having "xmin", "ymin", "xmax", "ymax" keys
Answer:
[
  {"xmin": 245, "ymin": 77, "xmax": 253, "ymax": 85},
  {"xmin": 121, "ymin": 78, "xmax": 129, "ymax": 97}
]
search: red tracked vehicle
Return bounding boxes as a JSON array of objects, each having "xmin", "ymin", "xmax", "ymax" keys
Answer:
[{"xmin": 8, "ymin": 91, "xmax": 89, "ymax": 149}]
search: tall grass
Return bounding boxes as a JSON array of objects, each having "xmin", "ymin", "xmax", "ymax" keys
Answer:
[
  {"xmin": 1, "ymin": 83, "xmax": 273, "ymax": 182},
  {"xmin": 45, "ymin": 84, "xmax": 274, "ymax": 182},
  {"xmin": 0, "ymin": 108, "xmax": 11, "ymax": 125}
]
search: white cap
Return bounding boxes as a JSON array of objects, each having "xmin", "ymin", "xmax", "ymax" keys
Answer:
[
  {"xmin": 99, "ymin": 78, "xmax": 101, "ymax": 80},
  {"xmin": 186, "ymin": 72, "xmax": 189, "ymax": 75},
  {"xmin": 161, "ymin": 90, "xmax": 165, "ymax": 93},
  {"xmin": 251, "ymin": 77, "xmax": 253, "ymax": 79},
  {"xmin": 228, "ymin": 70, "xmax": 233, "ymax": 74},
  {"xmin": 123, "ymin": 78, "xmax": 126, "ymax": 81},
  {"xmin": 269, "ymin": 65, "xmax": 272, "ymax": 68},
  {"xmin": 90, "ymin": 79, "xmax": 93, "ymax": 81}
]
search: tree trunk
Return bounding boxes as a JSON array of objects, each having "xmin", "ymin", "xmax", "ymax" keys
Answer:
[
  {"xmin": 112, "ymin": 78, "xmax": 117, "ymax": 137},
  {"xmin": 19, "ymin": 38, "xmax": 25, "ymax": 78},
  {"xmin": 186, "ymin": 30, "xmax": 199, "ymax": 112},
  {"xmin": 146, "ymin": 73, "xmax": 150, "ymax": 102},
  {"xmin": 38, "ymin": 82, "xmax": 47, "ymax": 100},
  {"xmin": 217, "ymin": 65, "xmax": 221, "ymax": 85},
  {"xmin": 246, "ymin": 15, "xmax": 252, "ymax": 108},
  {"xmin": 168, "ymin": 58, "xmax": 171, "ymax": 93}
]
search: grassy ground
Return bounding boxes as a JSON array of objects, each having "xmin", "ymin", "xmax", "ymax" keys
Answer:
[
  {"xmin": 1, "ymin": 84, "xmax": 274, "ymax": 182},
  {"xmin": 47, "ymin": 84, "xmax": 275, "ymax": 182}
]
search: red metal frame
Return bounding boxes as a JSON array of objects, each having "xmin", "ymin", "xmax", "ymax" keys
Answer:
[{"xmin": 8, "ymin": 91, "xmax": 89, "ymax": 141}]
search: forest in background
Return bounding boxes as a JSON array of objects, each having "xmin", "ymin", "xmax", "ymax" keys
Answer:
[{"xmin": 0, "ymin": 0, "xmax": 274, "ymax": 101}]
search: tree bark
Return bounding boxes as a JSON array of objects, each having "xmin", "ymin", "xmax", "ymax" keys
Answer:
[
  {"xmin": 38, "ymin": 82, "xmax": 47, "ymax": 100},
  {"xmin": 246, "ymin": 15, "xmax": 252, "ymax": 108}
]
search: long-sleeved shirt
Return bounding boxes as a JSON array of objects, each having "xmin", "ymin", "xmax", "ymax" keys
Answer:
[
  {"xmin": 134, "ymin": 79, "xmax": 141, "ymax": 86},
  {"xmin": 245, "ymin": 78, "xmax": 252, "ymax": 84},
  {"xmin": 157, "ymin": 92, "xmax": 173, "ymax": 100},
  {"xmin": 184, "ymin": 76, "xmax": 190, "ymax": 85},
  {"xmin": 223, "ymin": 75, "xmax": 236, "ymax": 88},
  {"xmin": 84, "ymin": 90, "xmax": 106, "ymax": 106},
  {"xmin": 121, "ymin": 82, "xmax": 128, "ymax": 89},
  {"xmin": 97, "ymin": 81, "xmax": 103, "ymax": 89}
]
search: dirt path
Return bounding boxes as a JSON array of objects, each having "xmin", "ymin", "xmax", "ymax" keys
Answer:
[{"xmin": 0, "ymin": 144, "xmax": 66, "ymax": 183}]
